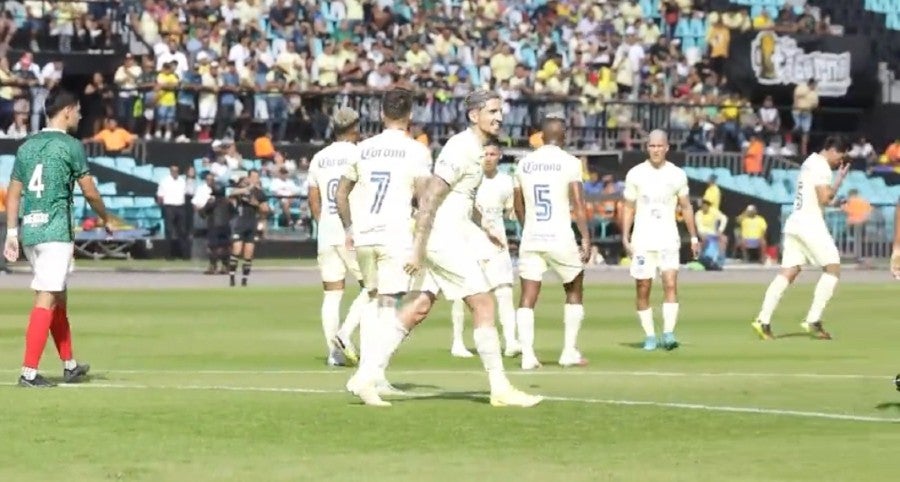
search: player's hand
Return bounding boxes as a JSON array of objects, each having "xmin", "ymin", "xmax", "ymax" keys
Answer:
[
  {"xmin": 404, "ymin": 248, "xmax": 425, "ymax": 276},
  {"xmin": 622, "ymin": 238, "xmax": 633, "ymax": 257},
  {"xmin": 579, "ymin": 240, "xmax": 592, "ymax": 264},
  {"xmin": 344, "ymin": 233, "xmax": 355, "ymax": 251},
  {"xmin": 690, "ymin": 237, "xmax": 701, "ymax": 259},
  {"xmin": 837, "ymin": 162, "xmax": 851, "ymax": 180},
  {"xmin": 4, "ymin": 234, "xmax": 19, "ymax": 262},
  {"xmin": 890, "ymin": 248, "xmax": 900, "ymax": 280}
]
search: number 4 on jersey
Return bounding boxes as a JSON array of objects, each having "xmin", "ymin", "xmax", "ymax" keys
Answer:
[
  {"xmin": 534, "ymin": 184, "xmax": 551, "ymax": 221},
  {"xmin": 28, "ymin": 163, "xmax": 45, "ymax": 199}
]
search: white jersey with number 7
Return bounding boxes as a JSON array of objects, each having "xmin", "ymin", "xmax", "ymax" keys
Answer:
[{"xmin": 514, "ymin": 145, "xmax": 582, "ymax": 252}]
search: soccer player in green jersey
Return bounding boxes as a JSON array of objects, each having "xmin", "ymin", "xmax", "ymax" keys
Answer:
[{"xmin": 3, "ymin": 89, "xmax": 113, "ymax": 388}]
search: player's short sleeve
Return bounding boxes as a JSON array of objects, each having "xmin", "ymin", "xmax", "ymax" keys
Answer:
[
  {"xmin": 810, "ymin": 159, "xmax": 832, "ymax": 186},
  {"xmin": 67, "ymin": 137, "xmax": 89, "ymax": 179},
  {"xmin": 433, "ymin": 137, "xmax": 465, "ymax": 186},
  {"xmin": 414, "ymin": 144, "xmax": 433, "ymax": 178},
  {"xmin": 675, "ymin": 169, "xmax": 689, "ymax": 197},
  {"xmin": 342, "ymin": 156, "xmax": 359, "ymax": 182},
  {"xmin": 306, "ymin": 158, "xmax": 319, "ymax": 187},
  {"xmin": 566, "ymin": 154, "xmax": 582, "ymax": 184},
  {"xmin": 623, "ymin": 169, "xmax": 638, "ymax": 202}
]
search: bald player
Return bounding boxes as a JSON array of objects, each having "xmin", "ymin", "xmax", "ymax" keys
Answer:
[
  {"xmin": 513, "ymin": 114, "xmax": 591, "ymax": 369},
  {"xmin": 622, "ymin": 129, "xmax": 700, "ymax": 351}
]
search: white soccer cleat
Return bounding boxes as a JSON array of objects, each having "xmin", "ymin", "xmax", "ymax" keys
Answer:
[
  {"xmin": 356, "ymin": 384, "xmax": 392, "ymax": 407},
  {"xmin": 558, "ymin": 349, "xmax": 588, "ymax": 367},
  {"xmin": 503, "ymin": 340, "xmax": 522, "ymax": 358},
  {"xmin": 521, "ymin": 354, "xmax": 542, "ymax": 370},
  {"xmin": 327, "ymin": 349, "xmax": 347, "ymax": 367},
  {"xmin": 451, "ymin": 343, "xmax": 475, "ymax": 358},
  {"xmin": 374, "ymin": 379, "xmax": 407, "ymax": 397},
  {"xmin": 345, "ymin": 373, "xmax": 363, "ymax": 394},
  {"xmin": 490, "ymin": 387, "xmax": 544, "ymax": 407}
]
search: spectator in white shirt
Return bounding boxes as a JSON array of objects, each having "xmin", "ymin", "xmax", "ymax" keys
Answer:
[
  {"xmin": 269, "ymin": 168, "xmax": 302, "ymax": 226},
  {"xmin": 756, "ymin": 95, "xmax": 781, "ymax": 144},
  {"xmin": 156, "ymin": 165, "xmax": 191, "ymax": 260},
  {"xmin": 848, "ymin": 136, "xmax": 876, "ymax": 170}
]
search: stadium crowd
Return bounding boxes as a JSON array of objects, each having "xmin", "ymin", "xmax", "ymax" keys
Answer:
[{"xmin": 0, "ymin": 0, "xmax": 875, "ymax": 158}]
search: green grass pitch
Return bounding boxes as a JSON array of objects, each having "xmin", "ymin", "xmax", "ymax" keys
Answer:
[{"xmin": 0, "ymin": 282, "xmax": 898, "ymax": 482}]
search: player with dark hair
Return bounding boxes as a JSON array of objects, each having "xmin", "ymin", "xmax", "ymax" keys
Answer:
[
  {"xmin": 228, "ymin": 169, "xmax": 269, "ymax": 287},
  {"xmin": 752, "ymin": 135, "xmax": 850, "ymax": 340},
  {"xmin": 4, "ymin": 88, "xmax": 111, "ymax": 387},
  {"xmin": 194, "ymin": 171, "xmax": 234, "ymax": 274}
]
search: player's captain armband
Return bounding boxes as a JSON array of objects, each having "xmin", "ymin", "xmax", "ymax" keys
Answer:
[{"xmin": 22, "ymin": 212, "xmax": 49, "ymax": 226}]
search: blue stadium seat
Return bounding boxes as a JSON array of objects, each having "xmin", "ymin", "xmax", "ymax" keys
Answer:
[
  {"xmin": 134, "ymin": 197, "xmax": 156, "ymax": 208},
  {"xmin": 97, "ymin": 182, "xmax": 117, "ymax": 195},
  {"xmin": 131, "ymin": 165, "xmax": 153, "ymax": 179},
  {"xmin": 152, "ymin": 167, "xmax": 169, "ymax": 182},
  {"xmin": 116, "ymin": 157, "xmax": 137, "ymax": 171},
  {"xmin": 92, "ymin": 156, "xmax": 116, "ymax": 169}
]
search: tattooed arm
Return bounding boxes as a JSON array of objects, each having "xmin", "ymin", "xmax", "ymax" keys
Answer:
[
  {"xmin": 406, "ymin": 175, "xmax": 451, "ymax": 274},
  {"xmin": 335, "ymin": 176, "xmax": 356, "ymax": 230}
]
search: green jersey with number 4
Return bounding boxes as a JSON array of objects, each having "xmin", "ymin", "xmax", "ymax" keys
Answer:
[{"xmin": 11, "ymin": 129, "xmax": 90, "ymax": 247}]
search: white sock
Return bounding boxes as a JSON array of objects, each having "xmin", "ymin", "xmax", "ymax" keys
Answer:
[
  {"xmin": 757, "ymin": 274, "xmax": 790, "ymax": 325},
  {"xmin": 338, "ymin": 290, "xmax": 369, "ymax": 341},
  {"xmin": 357, "ymin": 300, "xmax": 378, "ymax": 369},
  {"xmin": 64, "ymin": 359, "xmax": 77, "ymax": 370},
  {"xmin": 362, "ymin": 306, "xmax": 408, "ymax": 383},
  {"xmin": 637, "ymin": 308, "xmax": 655, "ymax": 337},
  {"xmin": 662, "ymin": 303, "xmax": 679, "ymax": 334},
  {"xmin": 805, "ymin": 273, "xmax": 839, "ymax": 323},
  {"xmin": 494, "ymin": 286, "xmax": 517, "ymax": 347},
  {"xmin": 473, "ymin": 326, "xmax": 512, "ymax": 393},
  {"xmin": 21, "ymin": 367, "xmax": 36, "ymax": 380},
  {"xmin": 563, "ymin": 304, "xmax": 584, "ymax": 352},
  {"xmin": 451, "ymin": 299, "xmax": 466, "ymax": 346},
  {"xmin": 516, "ymin": 307, "xmax": 536, "ymax": 358},
  {"xmin": 321, "ymin": 290, "xmax": 343, "ymax": 352}
]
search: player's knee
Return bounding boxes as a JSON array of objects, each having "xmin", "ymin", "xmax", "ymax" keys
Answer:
[{"xmin": 405, "ymin": 292, "xmax": 435, "ymax": 324}]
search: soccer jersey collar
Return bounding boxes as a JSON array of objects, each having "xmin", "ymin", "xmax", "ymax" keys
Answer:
[{"xmin": 41, "ymin": 128, "xmax": 66, "ymax": 133}]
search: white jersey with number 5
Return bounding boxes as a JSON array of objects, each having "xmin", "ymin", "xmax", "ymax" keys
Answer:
[
  {"xmin": 514, "ymin": 145, "xmax": 582, "ymax": 251},
  {"xmin": 345, "ymin": 129, "xmax": 432, "ymax": 248},
  {"xmin": 623, "ymin": 160, "xmax": 689, "ymax": 251},
  {"xmin": 430, "ymin": 128, "xmax": 486, "ymax": 249},
  {"xmin": 784, "ymin": 153, "xmax": 832, "ymax": 235},
  {"xmin": 308, "ymin": 141, "xmax": 360, "ymax": 249}
]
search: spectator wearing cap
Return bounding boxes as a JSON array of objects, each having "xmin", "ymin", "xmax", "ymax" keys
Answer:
[{"xmin": 735, "ymin": 205, "xmax": 768, "ymax": 263}]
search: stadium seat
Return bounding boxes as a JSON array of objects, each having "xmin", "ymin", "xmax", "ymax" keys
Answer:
[
  {"xmin": 92, "ymin": 156, "xmax": 116, "ymax": 169},
  {"xmin": 152, "ymin": 167, "xmax": 169, "ymax": 182},
  {"xmin": 116, "ymin": 157, "xmax": 137, "ymax": 171},
  {"xmin": 131, "ymin": 165, "xmax": 153, "ymax": 179}
]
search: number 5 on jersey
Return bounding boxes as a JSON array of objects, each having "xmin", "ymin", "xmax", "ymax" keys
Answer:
[
  {"xmin": 370, "ymin": 171, "xmax": 391, "ymax": 214},
  {"xmin": 534, "ymin": 184, "xmax": 551, "ymax": 221},
  {"xmin": 28, "ymin": 163, "xmax": 45, "ymax": 199}
]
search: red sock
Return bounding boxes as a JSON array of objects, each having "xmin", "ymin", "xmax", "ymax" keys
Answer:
[
  {"xmin": 23, "ymin": 307, "xmax": 54, "ymax": 369},
  {"xmin": 51, "ymin": 306, "xmax": 73, "ymax": 361}
]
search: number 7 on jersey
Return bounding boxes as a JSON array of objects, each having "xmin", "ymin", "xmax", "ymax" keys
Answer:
[{"xmin": 370, "ymin": 171, "xmax": 391, "ymax": 214}]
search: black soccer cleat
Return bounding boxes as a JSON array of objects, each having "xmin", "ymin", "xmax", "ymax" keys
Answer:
[
  {"xmin": 63, "ymin": 363, "xmax": 91, "ymax": 383},
  {"xmin": 229, "ymin": 275, "xmax": 236, "ymax": 287},
  {"xmin": 18, "ymin": 374, "xmax": 56, "ymax": 388},
  {"xmin": 894, "ymin": 374, "xmax": 900, "ymax": 392}
]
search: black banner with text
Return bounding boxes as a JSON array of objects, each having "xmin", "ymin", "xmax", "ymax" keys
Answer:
[{"xmin": 725, "ymin": 31, "xmax": 878, "ymax": 107}]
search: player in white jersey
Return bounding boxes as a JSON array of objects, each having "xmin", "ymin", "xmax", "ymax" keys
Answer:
[
  {"xmin": 307, "ymin": 107, "xmax": 369, "ymax": 366},
  {"xmin": 335, "ymin": 88, "xmax": 433, "ymax": 398},
  {"xmin": 513, "ymin": 114, "xmax": 592, "ymax": 369},
  {"xmin": 752, "ymin": 136, "xmax": 850, "ymax": 341},
  {"xmin": 622, "ymin": 130, "xmax": 700, "ymax": 351},
  {"xmin": 348, "ymin": 90, "xmax": 542, "ymax": 407},
  {"xmin": 449, "ymin": 139, "xmax": 521, "ymax": 358}
]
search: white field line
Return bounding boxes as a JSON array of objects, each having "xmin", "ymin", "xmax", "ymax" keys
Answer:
[
  {"xmin": 0, "ymin": 368, "xmax": 889, "ymax": 380},
  {"xmin": 22, "ymin": 382, "xmax": 895, "ymax": 424}
]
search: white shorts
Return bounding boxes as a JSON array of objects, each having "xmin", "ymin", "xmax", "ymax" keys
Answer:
[
  {"xmin": 630, "ymin": 249, "xmax": 680, "ymax": 280},
  {"xmin": 519, "ymin": 246, "xmax": 584, "ymax": 284},
  {"xmin": 410, "ymin": 248, "xmax": 490, "ymax": 301},
  {"xmin": 198, "ymin": 100, "xmax": 217, "ymax": 126},
  {"xmin": 317, "ymin": 245, "xmax": 362, "ymax": 283},
  {"xmin": 781, "ymin": 231, "xmax": 840, "ymax": 268},
  {"xmin": 483, "ymin": 250, "xmax": 514, "ymax": 288},
  {"xmin": 24, "ymin": 242, "xmax": 75, "ymax": 292},
  {"xmin": 356, "ymin": 245, "xmax": 412, "ymax": 295}
]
